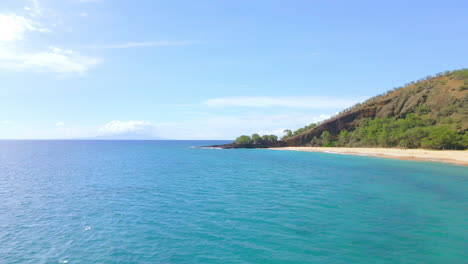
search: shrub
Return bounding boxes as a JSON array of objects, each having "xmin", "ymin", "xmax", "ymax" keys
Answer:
[
  {"xmin": 458, "ymin": 85, "xmax": 468, "ymax": 91},
  {"xmin": 451, "ymin": 69, "xmax": 468, "ymax": 80},
  {"xmin": 415, "ymin": 105, "xmax": 431, "ymax": 115},
  {"xmin": 421, "ymin": 126, "xmax": 463, "ymax": 150}
]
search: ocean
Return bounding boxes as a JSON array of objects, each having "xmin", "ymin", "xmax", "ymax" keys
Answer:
[{"xmin": 0, "ymin": 140, "xmax": 467, "ymax": 263}]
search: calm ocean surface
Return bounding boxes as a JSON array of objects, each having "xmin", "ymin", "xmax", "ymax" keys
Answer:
[{"xmin": 0, "ymin": 140, "xmax": 467, "ymax": 264}]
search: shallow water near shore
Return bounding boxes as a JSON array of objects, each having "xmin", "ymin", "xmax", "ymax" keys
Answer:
[{"xmin": 1, "ymin": 140, "xmax": 467, "ymax": 263}]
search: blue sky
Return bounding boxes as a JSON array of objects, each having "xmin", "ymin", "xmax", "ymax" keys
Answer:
[{"xmin": 0, "ymin": 0, "xmax": 467, "ymax": 139}]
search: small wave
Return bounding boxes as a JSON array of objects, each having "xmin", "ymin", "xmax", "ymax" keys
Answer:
[
  {"xmin": 323, "ymin": 151, "xmax": 373, "ymax": 157},
  {"xmin": 323, "ymin": 151, "xmax": 346, "ymax": 155},
  {"xmin": 83, "ymin": 226, "xmax": 92, "ymax": 231},
  {"xmin": 193, "ymin": 146, "xmax": 223, "ymax": 149}
]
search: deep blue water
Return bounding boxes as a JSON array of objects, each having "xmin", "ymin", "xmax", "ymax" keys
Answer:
[{"xmin": 0, "ymin": 140, "xmax": 467, "ymax": 264}]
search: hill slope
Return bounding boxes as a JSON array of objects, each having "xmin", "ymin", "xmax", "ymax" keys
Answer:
[
  {"xmin": 221, "ymin": 69, "xmax": 467, "ymax": 150},
  {"xmin": 284, "ymin": 69, "xmax": 467, "ymax": 149}
]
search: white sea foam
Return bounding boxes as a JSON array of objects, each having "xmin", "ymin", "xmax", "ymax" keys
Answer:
[{"xmin": 193, "ymin": 146, "xmax": 223, "ymax": 149}]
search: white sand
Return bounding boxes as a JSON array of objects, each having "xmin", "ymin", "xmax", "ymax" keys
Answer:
[{"xmin": 269, "ymin": 147, "xmax": 468, "ymax": 166}]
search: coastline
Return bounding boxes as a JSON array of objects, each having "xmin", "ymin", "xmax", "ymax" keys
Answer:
[{"xmin": 269, "ymin": 147, "xmax": 468, "ymax": 166}]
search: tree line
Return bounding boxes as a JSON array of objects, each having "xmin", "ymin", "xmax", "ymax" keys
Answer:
[
  {"xmin": 235, "ymin": 134, "xmax": 279, "ymax": 144},
  {"xmin": 308, "ymin": 114, "xmax": 467, "ymax": 150}
]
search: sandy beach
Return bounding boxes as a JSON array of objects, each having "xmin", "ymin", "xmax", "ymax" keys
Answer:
[{"xmin": 270, "ymin": 147, "xmax": 468, "ymax": 166}]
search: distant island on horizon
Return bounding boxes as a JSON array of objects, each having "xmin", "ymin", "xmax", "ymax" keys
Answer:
[{"xmin": 211, "ymin": 69, "xmax": 468, "ymax": 151}]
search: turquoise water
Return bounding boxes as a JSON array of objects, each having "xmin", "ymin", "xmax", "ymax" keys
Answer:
[{"xmin": 0, "ymin": 140, "xmax": 467, "ymax": 264}]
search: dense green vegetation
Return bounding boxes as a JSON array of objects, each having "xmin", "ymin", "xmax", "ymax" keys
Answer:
[
  {"xmin": 308, "ymin": 114, "xmax": 467, "ymax": 150},
  {"xmin": 235, "ymin": 134, "xmax": 278, "ymax": 144}
]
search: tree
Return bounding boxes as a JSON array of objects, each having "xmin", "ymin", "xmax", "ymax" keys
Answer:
[
  {"xmin": 404, "ymin": 127, "xmax": 429, "ymax": 148},
  {"xmin": 462, "ymin": 133, "xmax": 468, "ymax": 149},
  {"xmin": 251, "ymin": 134, "xmax": 262, "ymax": 144},
  {"xmin": 337, "ymin": 130, "xmax": 349, "ymax": 147},
  {"xmin": 282, "ymin": 129, "xmax": 293, "ymax": 140},
  {"xmin": 235, "ymin": 135, "xmax": 252, "ymax": 144},
  {"xmin": 321, "ymin": 131, "xmax": 334, "ymax": 147},
  {"xmin": 310, "ymin": 136, "xmax": 321, "ymax": 146},
  {"xmin": 293, "ymin": 128, "xmax": 305, "ymax": 136},
  {"xmin": 263, "ymin": 135, "xmax": 278, "ymax": 142},
  {"xmin": 269, "ymin": 135, "xmax": 278, "ymax": 142}
]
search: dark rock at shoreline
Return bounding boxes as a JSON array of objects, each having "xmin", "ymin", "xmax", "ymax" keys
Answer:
[{"xmin": 205, "ymin": 141, "xmax": 287, "ymax": 149}]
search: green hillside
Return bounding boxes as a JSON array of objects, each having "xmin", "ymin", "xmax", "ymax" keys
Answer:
[{"xmin": 235, "ymin": 69, "xmax": 468, "ymax": 150}]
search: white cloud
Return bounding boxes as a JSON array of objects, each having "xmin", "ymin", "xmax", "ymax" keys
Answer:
[
  {"xmin": 55, "ymin": 122, "xmax": 65, "ymax": 127},
  {"xmin": 0, "ymin": 46, "xmax": 100, "ymax": 75},
  {"xmin": 0, "ymin": 120, "xmax": 13, "ymax": 125},
  {"xmin": 91, "ymin": 114, "xmax": 330, "ymax": 140},
  {"xmin": 79, "ymin": 12, "xmax": 88, "ymax": 17},
  {"xmin": 98, "ymin": 120, "xmax": 159, "ymax": 137},
  {"xmin": 203, "ymin": 96, "xmax": 364, "ymax": 109},
  {"xmin": 0, "ymin": 14, "xmax": 48, "ymax": 42},
  {"xmin": 89, "ymin": 41, "xmax": 204, "ymax": 49},
  {"xmin": 0, "ymin": 3, "xmax": 100, "ymax": 76},
  {"xmin": 94, "ymin": 114, "xmax": 331, "ymax": 140}
]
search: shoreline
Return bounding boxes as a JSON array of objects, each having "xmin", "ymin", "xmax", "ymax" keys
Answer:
[{"xmin": 269, "ymin": 147, "xmax": 468, "ymax": 166}]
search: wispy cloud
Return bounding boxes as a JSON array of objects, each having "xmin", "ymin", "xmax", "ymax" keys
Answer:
[
  {"xmin": 88, "ymin": 41, "xmax": 205, "ymax": 49},
  {"xmin": 24, "ymin": 0, "xmax": 45, "ymax": 17},
  {"xmin": 0, "ymin": 46, "xmax": 100, "ymax": 75},
  {"xmin": 203, "ymin": 96, "xmax": 365, "ymax": 109}
]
